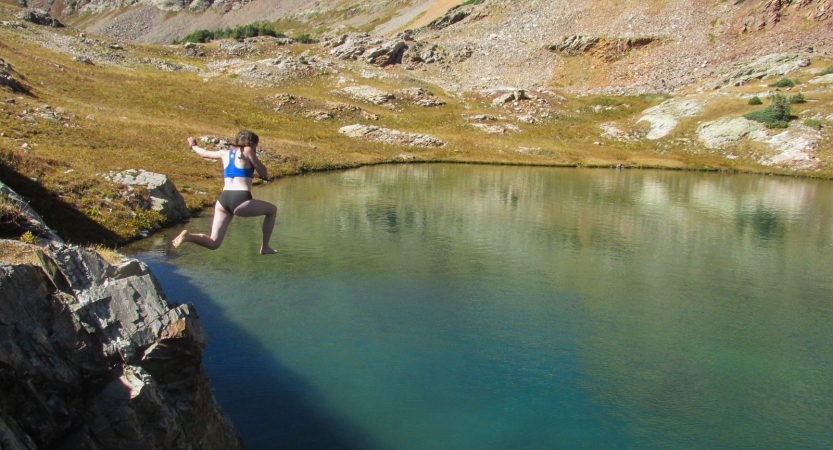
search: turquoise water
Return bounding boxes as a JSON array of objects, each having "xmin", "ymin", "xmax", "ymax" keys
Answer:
[{"xmin": 127, "ymin": 165, "xmax": 833, "ymax": 449}]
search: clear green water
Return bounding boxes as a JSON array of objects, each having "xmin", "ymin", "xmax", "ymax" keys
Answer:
[{"xmin": 126, "ymin": 165, "xmax": 833, "ymax": 450}]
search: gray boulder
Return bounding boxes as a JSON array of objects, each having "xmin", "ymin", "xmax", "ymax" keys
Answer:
[{"xmin": 103, "ymin": 169, "xmax": 190, "ymax": 223}]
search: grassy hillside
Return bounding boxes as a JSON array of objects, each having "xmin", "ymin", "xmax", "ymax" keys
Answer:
[{"xmin": 0, "ymin": 5, "xmax": 831, "ymax": 247}]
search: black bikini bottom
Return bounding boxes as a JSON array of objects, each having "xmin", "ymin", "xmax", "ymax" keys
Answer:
[{"xmin": 218, "ymin": 190, "xmax": 252, "ymax": 214}]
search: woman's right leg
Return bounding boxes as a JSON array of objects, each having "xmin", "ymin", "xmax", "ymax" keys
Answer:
[{"xmin": 172, "ymin": 202, "xmax": 233, "ymax": 250}]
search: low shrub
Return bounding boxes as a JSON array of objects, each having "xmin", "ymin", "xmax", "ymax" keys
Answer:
[
  {"xmin": 744, "ymin": 93, "xmax": 794, "ymax": 128},
  {"xmin": 748, "ymin": 96, "xmax": 763, "ymax": 105},
  {"xmin": 819, "ymin": 66, "xmax": 833, "ymax": 76},
  {"xmin": 804, "ymin": 118, "xmax": 822, "ymax": 130},
  {"xmin": 294, "ymin": 34, "xmax": 318, "ymax": 44},
  {"xmin": 769, "ymin": 77, "xmax": 795, "ymax": 88},
  {"xmin": 174, "ymin": 23, "xmax": 285, "ymax": 44},
  {"xmin": 789, "ymin": 93, "xmax": 806, "ymax": 104}
]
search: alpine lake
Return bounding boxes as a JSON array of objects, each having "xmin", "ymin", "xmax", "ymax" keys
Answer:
[{"xmin": 125, "ymin": 164, "xmax": 833, "ymax": 450}]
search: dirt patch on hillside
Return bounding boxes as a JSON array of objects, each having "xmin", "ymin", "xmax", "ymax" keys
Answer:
[{"xmin": 406, "ymin": 0, "xmax": 462, "ymax": 30}]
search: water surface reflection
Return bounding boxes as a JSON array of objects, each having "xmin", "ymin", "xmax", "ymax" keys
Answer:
[{"xmin": 128, "ymin": 165, "xmax": 833, "ymax": 449}]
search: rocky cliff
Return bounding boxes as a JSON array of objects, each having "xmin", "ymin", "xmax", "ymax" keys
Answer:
[{"xmin": 0, "ymin": 192, "xmax": 244, "ymax": 448}]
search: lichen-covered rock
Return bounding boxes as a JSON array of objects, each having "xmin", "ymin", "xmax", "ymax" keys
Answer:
[
  {"xmin": 0, "ymin": 241, "xmax": 244, "ymax": 450},
  {"xmin": 336, "ymin": 86, "xmax": 396, "ymax": 105},
  {"xmin": 339, "ymin": 124, "xmax": 447, "ymax": 147},
  {"xmin": 712, "ymin": 54, "xmax": 811, "ymax": 89},
  {"xmin": 102, "ymin": 169, "xmax": 190, "ymax": 223},
  {"xmin": 758, "ymin": 125, "xmax": 822, "ymax": 170},
  {"xmin": 638, "ymin": 98, "xmax": 705, "ymax": 140},
  {"xmin": 696, "ymin": 116, "xmax": 768, "ymax": 148},
  {"xmin": 808, "ymin": 73, "xmax": 833, "ymax": 85}
]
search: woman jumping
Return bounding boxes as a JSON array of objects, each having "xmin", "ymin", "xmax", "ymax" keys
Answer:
[{"xmin": 172, "ymin": 130, "xmax": 278, "ymax": 254}]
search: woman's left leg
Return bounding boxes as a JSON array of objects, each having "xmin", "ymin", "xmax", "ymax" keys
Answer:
[
  {"xmin": 233, "ymin": 199, "xmax": 278, "ymax": 254},
  {"xmin": 172, "ymin": 202, "xmax": 234, "ymax": 250}
]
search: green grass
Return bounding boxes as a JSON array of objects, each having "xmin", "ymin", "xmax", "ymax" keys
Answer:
[
  {"xmin": 804, "ymin": 118, "xmax": 822, "ymax": 130},
  {"xmin": 1, "ymin": 5, "xmax": 831, "ymax": 247}
]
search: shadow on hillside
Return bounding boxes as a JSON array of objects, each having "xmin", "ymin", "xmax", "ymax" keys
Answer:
[
  {"xmin": 143, "ymin": 258, "xmax": 379, "ymax": 450},
  {"xmin": 0, "ymin": 163, "xmax": 122, "ymax": 245}
]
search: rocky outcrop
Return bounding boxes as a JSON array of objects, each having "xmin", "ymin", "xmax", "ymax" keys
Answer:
[
  {"xmin": 425, "ymin": 7, "xmax": 471, "ymax": 31},
  {"xmin": 102, "ymin": 169, "xmax": 190, "ymax": 223},
  {"xmin": 0, "ymin": 241, "xmax": 245, "ymax": 449},
  {"xmin": 0, "ymin": 181, "xmax": 63, "ymax": 243},
  {"xmin": 339, "ymin": 124, "xmax": 446, "ymax": 147},
  {"xmin": 808, "ymin": 73, "xmax": 833, "ymax": 84},
  {"xmin": 696, "ymin": 116, "xmax": 768, "ymax": 148},
  {"xmin": 396, "ymin": 88, "xmax": 445, "ymax": 107},
  {"xmin": 696, "ymin": 116, "xmax": 822, "ymax": 170},
  {"xmin": 0, "ymin": 58, "xmax": 28, "ymax": 94},
  {"xmin": 323, "ymin": 34, "xmax": 406, "ymax": 67},
  {"xmin": 547, "ymin": 35, "xmax": 660, "ymax": 62},
  {"xmin": 336, "ymin": 86, "xmax": 395, "ymax": 105},
  {"xmin": 739, "ymin": 0, "xmax": 833, "ymax": 32},
  {"xmin": 638, "ymin": 98, "xmax": 705, "ymax": 140},
  {"xmin": 321, "ymin": 33, "xmax": 445, "ymax": 68},
  {"xmin": 17, "ymin": 9, "xmax": 63, "ymax": 27},
  {"xmin": 759, "ymin": 124, "xmax": 822, "ymax": 170},
  {"xmin": 712, "ymin": 54, "xmax": 811, "ymax": 89}
]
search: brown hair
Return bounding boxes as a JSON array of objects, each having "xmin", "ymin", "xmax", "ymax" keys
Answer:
[
  {"xmin": 233, "ymin": 130, "xmax": 259, "ymax": 148},
  {"xmin": 232, "ymin": 130, "xmax": 258, "ymax": 160}
]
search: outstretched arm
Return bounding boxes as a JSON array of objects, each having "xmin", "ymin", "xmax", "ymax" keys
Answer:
[
  {"xmin": 243, "ymin": 145, "xmax": 269, "ymax": 179},
  {"xmin": 187, "ymin": 136, "xmax": 226, "ymax": 159}
]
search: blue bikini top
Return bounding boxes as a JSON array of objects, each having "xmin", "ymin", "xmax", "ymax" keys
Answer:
[{"xmin": 224, "ymin": 148, "xmax": 255, "ymax": 179}]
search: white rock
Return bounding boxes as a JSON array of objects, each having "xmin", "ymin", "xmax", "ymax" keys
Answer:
[
  {"xmin": 638, "ymin": 98, "xmax": 704, "ymax": 140},
  {"xmin": 696, "ymin": 117, "xmax": 767, "ymax": 149},
  {"xmin": 808, "ymin": 73, "xmax": 833, "ymax": 85}
]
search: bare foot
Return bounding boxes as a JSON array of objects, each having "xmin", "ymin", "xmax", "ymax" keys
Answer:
[
  {"xmin": 172, "ymin": 230, "xmax": 188, "ymax": 248},
  {"xmin": 260, "ymin": 246, "xmax": 278, "ymax": 255}
]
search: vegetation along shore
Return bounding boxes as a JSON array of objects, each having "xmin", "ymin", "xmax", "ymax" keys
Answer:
[{"xmin": 1, "ymin": 0, "xmax": 832, "ymax": 248}]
